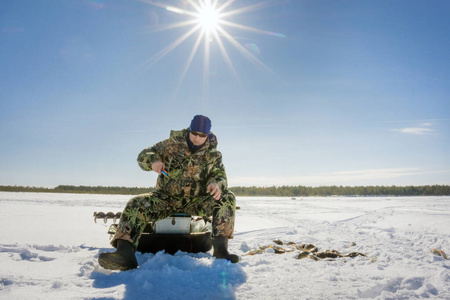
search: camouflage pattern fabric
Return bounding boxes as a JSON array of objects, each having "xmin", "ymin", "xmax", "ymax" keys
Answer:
[{"xmin": 111, "ymin": 128, "xmax": 236, "ymax": 248}]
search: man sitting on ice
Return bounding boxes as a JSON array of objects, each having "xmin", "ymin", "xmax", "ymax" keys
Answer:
[{"xmin": 98, "ymin": 115, "xmax": 239, "ymax": 270}]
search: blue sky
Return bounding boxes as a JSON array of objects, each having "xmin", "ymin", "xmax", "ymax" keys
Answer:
[{"xmin": 1, "ymin": 0, "xmax": 449, "ymax": 188}]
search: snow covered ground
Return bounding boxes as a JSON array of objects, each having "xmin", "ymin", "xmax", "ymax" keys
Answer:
[{"xmin": 0, "ymin": 192, "xmax": 449, "ymax": 299}]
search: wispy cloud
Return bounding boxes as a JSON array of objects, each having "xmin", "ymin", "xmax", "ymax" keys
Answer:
[
  {"xmin": 230, "ymin": 168, "xmax": 425, "ymax": 187},
  {"xmin": 332, "ymin": 168, "xmax": 421, "ymax": 179},
  {"xmin": 391, "ymin": 123, "xmax": 434, "ymax": 135}
]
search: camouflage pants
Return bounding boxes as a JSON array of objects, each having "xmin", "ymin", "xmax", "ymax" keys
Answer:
[{"xmin": 111, "ymin": 189, "xmax": 236, "ymax": 248}]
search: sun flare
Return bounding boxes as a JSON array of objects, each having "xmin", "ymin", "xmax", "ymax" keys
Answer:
[
  {"xmin": 141, "ymin": 0, "xmax": 285, "ymax": 97},
  {"xmin": 196, "ymin": 2, "xmax": 220, "ymax": 33}
]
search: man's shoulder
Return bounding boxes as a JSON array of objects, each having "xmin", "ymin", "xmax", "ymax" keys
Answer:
[
  {"xmin": 207, "ymin": 132, "xmax": 217, "ymax": 147},
  {"xmin": 169, "ymin": 128, "xmax": 188, "ymax": 140}
]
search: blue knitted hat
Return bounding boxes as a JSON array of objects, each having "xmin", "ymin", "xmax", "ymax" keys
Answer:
[{"xmin": 190, "ymin": 115, "xmax": 211, "ymax": 134}]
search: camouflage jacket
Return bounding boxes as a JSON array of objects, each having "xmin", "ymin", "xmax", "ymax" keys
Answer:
[{"xmin": 137, "ymin": 128, "xmax": 228, "ymax": 199}]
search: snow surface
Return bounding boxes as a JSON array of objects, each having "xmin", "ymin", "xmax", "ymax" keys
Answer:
[{"xmin": 0, "ymin": 192, "xmax": 449, "ymax": 299}]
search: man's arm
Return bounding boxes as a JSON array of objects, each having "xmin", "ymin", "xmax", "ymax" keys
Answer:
[
  {"xmin": 206, "ymin": 152, "xmax": 228, "ymax": 200},
  {"xmin": 137, "ymin": 139, "xmax": 169, "ymax": 172}
]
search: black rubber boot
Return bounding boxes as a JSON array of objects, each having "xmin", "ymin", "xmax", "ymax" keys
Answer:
[
  {"xmin": 98, "ymin": 240, "xmax": 138, "ymax": 271},
  {"xmin": 212, "ymin": 236, "xmax": 239, "ymax": 263}
]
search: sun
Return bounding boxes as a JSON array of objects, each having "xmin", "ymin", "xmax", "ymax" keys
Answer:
[
  {"xmin": 140, "ymin": 0, "xmax": 285, "ymax": 97},
  {"xmin": 196, "ymin": 2, "xmax": 220, "ymax": 33}
]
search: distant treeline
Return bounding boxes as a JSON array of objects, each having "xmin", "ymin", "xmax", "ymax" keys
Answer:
[
  {"xmin": 231, "ymin": 185, "xmax": 450, "ymax": 196},
  {"xmin": 1, "ymin": 184, "xmax": 449, "ymax": 196},
  {"xmin": 0, "ymin": 185, "xmax": 155, "ymax": 195}
]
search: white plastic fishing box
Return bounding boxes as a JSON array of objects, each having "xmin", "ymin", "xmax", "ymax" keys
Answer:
[{"xmin": 153, "ymin": 213, "xmax": 192, "ymax": 234}]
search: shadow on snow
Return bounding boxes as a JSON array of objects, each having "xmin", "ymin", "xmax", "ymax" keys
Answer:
[{"xmin": 91, "ymin": 250, "xmax": 247, "ymax": 300}]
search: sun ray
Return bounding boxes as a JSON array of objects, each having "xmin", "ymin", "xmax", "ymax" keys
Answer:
[
  {"xmin": 186, "ymin": 0, "xmax": 202, "ymax": 12},
  {"xmin": 216, "ymin": 25, "xmax": 278, "ymax": 78},
  {"xmin": 143, "ymin": 24, "xmax": 202, "ymax": 69},
  {"xmin": 203, "ymin": 28, "xmax": 211, "ymax": 99},
  {"xmin": 141, "ymin": 0, "xmax": 199, "ymax": 18},
  {"xmin": 144, "ymin": 19, "xmax": 198, "ymax": 33},
  {"xmin": 219, "ymin": 0, "xmax": 277, "ymax": 19},
  {"xmin": 219, "ymin": 19, "xmax": 285, "ymax": 38},
  {"xmin": 211, "ymin": 26, "xmax": 241, "ymax": 87},
  {"xmin": 216, "ymin": 0, "xmax": 236, "ymax": 14},
  {"xmin": 173, "ymin": 30, "xmax": 205, "ymax": 96}
]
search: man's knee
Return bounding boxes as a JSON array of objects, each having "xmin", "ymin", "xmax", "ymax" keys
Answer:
[
  {"xmin": 221, "ymin": 190, "xmax": 236, "ymax": 203},
  {"xmin": 126, "ymin": 192, "xmax": 153, "ymax": 207}
]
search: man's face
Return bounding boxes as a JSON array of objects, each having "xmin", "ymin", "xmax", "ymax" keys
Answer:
[{"xmin": 189, "ymin": 131, "xmax": 208, "ymax": 146}]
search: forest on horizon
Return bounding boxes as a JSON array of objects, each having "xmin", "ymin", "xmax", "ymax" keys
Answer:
[{"xmin": 1, "ymin": 184, "xmax": 449, "ymax": 196}]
